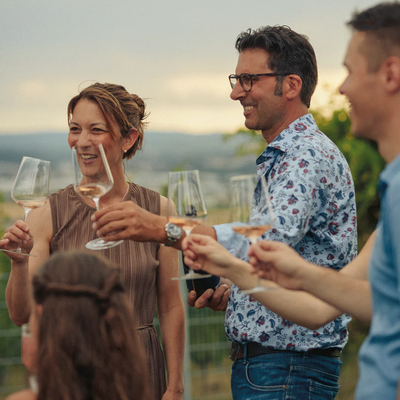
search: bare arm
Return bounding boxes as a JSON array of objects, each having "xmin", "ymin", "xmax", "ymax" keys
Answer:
[
  {"xmin": 91, "ymin": 201, "xmax": 216, "ymax": 249},
  {"xmin": 2, "ymin": 220, "xmax": 33, "ymax": 326},
  {"xmin": 157, "ymin": 197, "xmax": 185, "ymax": 400},
  {"xmin": 183, "ymin": 233, "xmax": 373, "ymax": 329},
  {"xmin": 249, "ymin": 231, "xmax": 375, "ymax": 323},
  {"xmin": 5, "ymin": 388, "xmax": 36, "ymax": 400},
  {"xmin": 5, "ymin": 204, "xmax": 52, "ymax": 326}
]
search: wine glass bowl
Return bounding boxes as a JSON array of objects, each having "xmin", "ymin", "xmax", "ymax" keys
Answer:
[
  {"xmin": 230, "ymin": 174, "xmax": 275, "ymax": 294},
  {"xmin": 1, "ymin": 157, "xmax": 50, "ymax": 257},
  {"xmin": 168, "ymin": 170, "xmax": 211, "ymax": 280},
  {"xmin": 11, "ymin": 157, "xmax": 50, "ymax": 221},
  {"xmin": 72, "ymin": 143, "xmax": 123, "ymax": 250}
]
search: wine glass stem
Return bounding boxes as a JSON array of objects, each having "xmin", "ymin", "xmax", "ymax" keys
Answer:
[
  {"xmin": 93, "ymin": 197, "xmax": 100, "ymax": 211},
  {"xmin": 249, "ymin": 237, "xmax": 257, "ymax": 245},
  {"xmin": 184, "ymin": 228, "xmax": 192, "ymax": 237},
  {"xmin": 23, "ymin": 209, "xmax": 31, "ymax": 222},
  {"xmin": 14, "ymin": 209, "xmax": 32, "ymax": 253},
  {"xmin": 249, "ymin": 237, "xmax": 261, "ymax": 287},
  {"xmin": 184, "ymin": 228, "xmax": 195, "ymax": 274}
]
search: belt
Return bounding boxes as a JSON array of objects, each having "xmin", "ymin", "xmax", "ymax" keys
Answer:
[
  {"xmin": 136, "ymin": 323, "xmax": 154, "ymax": 331},
  {"xmin": 229, "ymin": 342, "xmax": 341, "ymax": 362}
]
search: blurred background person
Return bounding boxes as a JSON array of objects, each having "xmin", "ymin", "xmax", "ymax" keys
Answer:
[{"xmin": 5, "ymin": 251, "xmax": 148, "ymax": 400}]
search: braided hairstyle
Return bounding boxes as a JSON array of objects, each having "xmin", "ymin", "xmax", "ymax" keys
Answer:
[
  {"xmin": 32, "ymin": 251, "xmax": 147, "ymax": 400},
  {"xmin": 67, "ymin": 82, "xmax": 148, "ymax": 159}
]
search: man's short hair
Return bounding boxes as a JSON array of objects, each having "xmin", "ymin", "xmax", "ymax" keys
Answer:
[
  {"xmin": 347, "ymin": 2, "xmax": 400, "ymax": 71},
  {"xmin": 235, "ymin": 25, "xmax": 318, "ymax": 108}
]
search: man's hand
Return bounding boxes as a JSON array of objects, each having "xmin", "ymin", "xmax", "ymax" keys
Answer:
[
  {"xmin": 91, "ymin": 201, "xmax": 167, "ymax": 243},
  {"xmin": 187, "ymin": 284, "xmax": 230, "ymax": 311}
]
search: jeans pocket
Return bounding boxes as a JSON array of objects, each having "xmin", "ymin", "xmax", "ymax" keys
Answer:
[
  {"xmin": 309, "ymin": 379, "xmax": 340, "ymax": 400},
  {"xmin": 245, "ymin": 358, "xmax": 287, "ymax": 393}
]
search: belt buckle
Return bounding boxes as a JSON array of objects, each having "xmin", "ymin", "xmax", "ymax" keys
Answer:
[{"xmin": 230, "ymin": 342, "xmax": 241, "ymax": 362}]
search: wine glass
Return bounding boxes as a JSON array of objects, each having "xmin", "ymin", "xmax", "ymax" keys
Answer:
[
  {"xmin": 230, "ymin": 174, "xmax": 275, "ymax": 294},
  {"xmin": 167, "ymin": 170, "xmax": 211, "ymax": 280},
  {"xmin": 72, "ymin": 143, "xmax": 123, "ymax": 250},
  {"xmin": 1, "ymin": 157, "xmax": 50, "ymax": 256}
]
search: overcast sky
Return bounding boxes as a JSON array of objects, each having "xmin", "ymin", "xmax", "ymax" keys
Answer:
[{"xmin": 0, "ymin": 0, "xmax": 379, "ymax": 135}]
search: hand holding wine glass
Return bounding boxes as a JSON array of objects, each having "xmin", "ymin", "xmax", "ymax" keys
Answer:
[
  {"xmin": 168, "ymin": 170, "xmax": 211, "ymax": 280},
  {"xmin": 230, "ymin": 174, "xmax": 276, "ymax": 294},
  {"xmin": 72, "ymin": 143, "xmax": 123, "ymax": 250},
  {"xmin": 1, "ymin": 157, "xmax": 50, "ymax": 257}
]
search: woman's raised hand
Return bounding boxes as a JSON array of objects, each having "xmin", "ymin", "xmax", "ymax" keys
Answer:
[{"xmin": 1, "ymin": 220, "xmax": 34, "ymax": 261}]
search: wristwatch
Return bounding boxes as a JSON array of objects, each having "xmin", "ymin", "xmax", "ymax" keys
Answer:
[{"xmin": 164, "ymin": 222, "xmax": 183, "ymax": 246}]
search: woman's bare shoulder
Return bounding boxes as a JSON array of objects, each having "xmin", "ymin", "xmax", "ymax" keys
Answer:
[
  {"xmin": 159, "ymin": 194, "xmax": 168, "ymax": 217},
  {"xmin": 5, "ymin": 389, "xmax": 36, "ymax": 400}
]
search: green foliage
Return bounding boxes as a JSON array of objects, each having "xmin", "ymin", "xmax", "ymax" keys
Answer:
[
  {"xmin": 312, "ymin": 108, "xmax": 385, "ymax": 247},
  {"xmin": 0, "ymin": 193, "xmax": 23, "ymax": 392},
  {"xmin": 187, "ymin": 306, "xmax": 228, "ymax": 369},
  {"xmin": 223, "ymin": 129, "xmax": 266, "ymax": 157}
]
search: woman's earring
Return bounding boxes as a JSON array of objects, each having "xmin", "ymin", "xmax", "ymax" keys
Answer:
[{"xmin": 123, "ymin": 149, "xmax": 127, "ymax": 153}]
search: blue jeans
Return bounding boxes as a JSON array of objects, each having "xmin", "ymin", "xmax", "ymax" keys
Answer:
[{"xmin": 231, "ymin": 350, "xmax": 342, "ymax": 399}]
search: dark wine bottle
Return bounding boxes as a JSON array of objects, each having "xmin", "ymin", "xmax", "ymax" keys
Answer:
[{"xmin": 182, "ymin": 254, "xmax": 220, "ymax": 297}]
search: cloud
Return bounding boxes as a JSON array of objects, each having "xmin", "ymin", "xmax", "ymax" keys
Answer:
[
  {"xmin": 16, "ymin": 80, "xmax": 47, "ymax": 100},
  {"xmin": 0, "ymin": 0, "xmax": 377, "ymax": 135},
  {"xmin": 167, "ymin": 74, "xmax": 230, "ymax": 100}
]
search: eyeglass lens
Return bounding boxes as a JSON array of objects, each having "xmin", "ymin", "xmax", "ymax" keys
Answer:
[{"xmin": 229, "ymin": 74, "xmax": 252, "ymax": 91}]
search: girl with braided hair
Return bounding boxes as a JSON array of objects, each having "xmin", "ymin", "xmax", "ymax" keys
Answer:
[
  {"xmin": 2, "ymin": 83, "xmax": 184, "ymax": 400},
  {"xmin": 6, "ymin": 251, "xmax": 148, "ymax": 400}
]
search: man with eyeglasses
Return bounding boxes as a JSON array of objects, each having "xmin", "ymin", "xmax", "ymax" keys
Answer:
[
  {"xmin": 183, "ymin": 4, "xmax": 400, "ymax": 399},
  {"xmin": 200, "ymin": 26, "xmax": 356, "ymax": 400},
  {"xmin": 91, "ymin": 25, "xmax": 357, "ymax": 399}
]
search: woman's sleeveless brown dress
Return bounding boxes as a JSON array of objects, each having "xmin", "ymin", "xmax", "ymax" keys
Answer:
[{"xmin": 49, "ymin": 183, "xmax": 166, "ymax": 400}]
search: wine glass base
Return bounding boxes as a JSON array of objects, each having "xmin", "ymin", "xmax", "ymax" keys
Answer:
[
  {"xmin": 85, "ymin": 238, "xmax": 123, "ymax": 250},
  {"xmin": 171, "ymin": 271, "xmax": 212, "ymax": 281},
  {"xmin": 0, "ymin": 249, "xmax": 36, "ymax": 257},
  {"xmin": 242, "ymin": 286, "xmax": 279, "ymax": 295}
]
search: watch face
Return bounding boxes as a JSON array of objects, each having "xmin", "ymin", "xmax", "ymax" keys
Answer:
[
  {"xmin": 166, "ymin": 223, "xmax": 183, "ymax": 240},
  {"xmin": 169, "ymin": 223, "xmax": 183, "ymax": 238}
]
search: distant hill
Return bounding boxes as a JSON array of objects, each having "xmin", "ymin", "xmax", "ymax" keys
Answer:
[
  {"xmin": 0, "ymin": 131, "xmax": 258, "ymax": 205},
  {"xmin": 0, "ymin": 131, "xmax": 256, "ymax": 171}
]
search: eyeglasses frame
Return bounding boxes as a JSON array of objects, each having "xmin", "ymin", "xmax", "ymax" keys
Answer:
[{"xmin": 228, "ymin": 72, "xmax": 294, "ymax": 92}]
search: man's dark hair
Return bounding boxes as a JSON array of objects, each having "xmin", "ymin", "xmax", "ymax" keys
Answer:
[
  {"xmin": 235, "ymin": 25, "xmax": 317, "ymax": 108},
  {"xmin": 347, "ymin": 2, "xmax": 400, "ymax": 71}
]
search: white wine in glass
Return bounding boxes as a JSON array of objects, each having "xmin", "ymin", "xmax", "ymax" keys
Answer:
[
  {"xmin": 72, "ymin": 143, "xmax": 123, "ymax": 250},
  {"xmin": 230, "ymin": 174, "xmax": 275, "ymax": 295},
  {"xmin": 1, "ymin": 157, "xmax": 50, "ymax": 257},
  {"xmin": 168, "ymin": 170, "xmax": 211, "ymax": 280}
]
